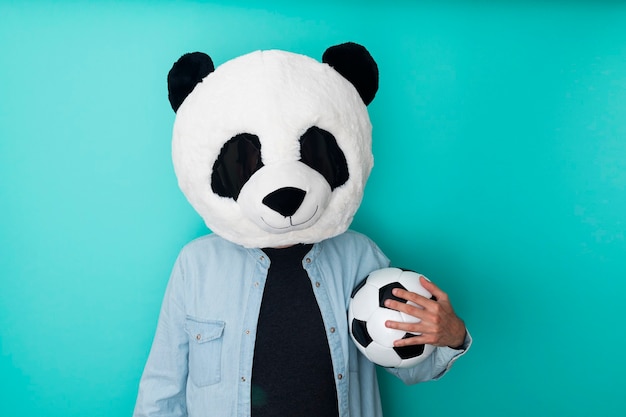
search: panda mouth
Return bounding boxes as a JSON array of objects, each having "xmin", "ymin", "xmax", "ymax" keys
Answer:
[{"xmin": 260, "ymin": 205, "xmax": 319, "ymax": 230}]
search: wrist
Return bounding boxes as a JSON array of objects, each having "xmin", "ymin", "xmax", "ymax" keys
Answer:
[{"xmin": 448, "ymin": 324, "xmax": 467, "ymax": 349}]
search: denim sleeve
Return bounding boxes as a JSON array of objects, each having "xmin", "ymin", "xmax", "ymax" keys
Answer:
[
  {"xmin": 386, "ymin": 330, "xmax": 472, "ymax": 385},
  {"xmin": 133, "ymin": 254, "xmax": 189, "ymax": 417}
]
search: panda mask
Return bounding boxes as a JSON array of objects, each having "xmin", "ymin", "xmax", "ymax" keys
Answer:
[{"xmin": 168, "ymin": 42, "xmax": 379, "ymax": 248}]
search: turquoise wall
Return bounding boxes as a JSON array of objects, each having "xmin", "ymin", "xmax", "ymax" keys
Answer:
[{"xmin": 1, "ymin": 1, "xmax": 625, "ymax": 416}]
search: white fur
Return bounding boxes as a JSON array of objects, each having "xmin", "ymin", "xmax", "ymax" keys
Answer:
[
  {"xmin": 172, "ymin": 49, "xmax": 373, "ymax": 248},
  {"xmin": 237, "ymin": 161, "xmax": 331, "ymax": 233}
]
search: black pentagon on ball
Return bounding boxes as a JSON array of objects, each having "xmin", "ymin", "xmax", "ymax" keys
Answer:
[
  {"xmin": 379, "ymin": 282, "xmax": 407, "ymax": 309},
  {"xmin": 351, "ymin": 319, "xmax": 373, "ymax": 348},
  {"xmin": 393, "ymin": 334, "xmax": 426, "ymax": 359}
]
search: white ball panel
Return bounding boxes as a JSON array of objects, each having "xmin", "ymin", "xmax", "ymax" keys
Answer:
[
  {"xmin": 366, "ymin": 309, "xmax": 405, "ymax": 347},
  {"xmin": 350, "ymin": 284, "xmax": 380, "ymax": 320},
  {"xmin": 399, "ymin": 312, "xmax": 422, "ymax": 326},
  {"xmin": 365, "ymin": 267, "xmax": 403, "ymax": 289},
  {"xmin": 397, "ymin": 270, "xmax": 432, "ymax": 298},
  {"xmin": 399, "ymin": 311, "xmax": 423, "ymax": 326},
  {"xmin": 365, "ymin": 342, "xmax": 402, "ymax": 368}
]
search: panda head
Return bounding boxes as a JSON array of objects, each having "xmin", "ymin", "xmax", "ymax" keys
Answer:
[{"xmin": 168, "ymin": 42, "xmax": 379, "ymax": 248}]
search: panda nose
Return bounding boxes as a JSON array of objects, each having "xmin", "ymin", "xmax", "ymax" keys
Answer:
[{"xmin": 262, "ymin": 187, "xmax": 306, "ymax": 217}]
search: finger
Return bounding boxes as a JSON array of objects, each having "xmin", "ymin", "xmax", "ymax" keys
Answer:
[
  {"xmin": 384, "ymin": 319, "xmax": 428, "ymax": 335},
  {"xmin": 419, "ymin": 276, "xmax": 448, "ymax": 303},
  {"xmin": 391, "ymin": 287, "xmax": 435, "ymax": 309},
  {"xmin": 393, "ymin": 333, "xmax": 429, "ymax": 347},
  {"xmin": 384, "ymin": 297, "xmax": 428, "ymax": 321},
  {"xmin": 386, "ymin": 320, "xmax": 451, "ymax": 347}
]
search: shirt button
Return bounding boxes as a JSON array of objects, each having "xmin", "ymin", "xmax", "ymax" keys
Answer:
[
  {"xmin": 305, "ymin": 258, "xmax": 311, "ymax": 264},
  {"xmin": 196, "ymin": 334, "xmax": 201, "ymax": 340},
  {"xmin": 330, "ymin": 327, "xmax": 336, "ymax": 333},
  {"xmin": 337, "ymin": 374, "xmax": 343, "ymax": 380},
  {"xmin": 260, "ymin": 256, "xmax": 265, "ymax": 261},
  {"xmin": 315, "ymin": 282, "xmax": 321, "ymax": 288},
  {"xmin": 254, "ymin": 282, "xmax": 260, "ymax": 288},
  {"xmin": 245, "ymin": 330, "xmax": 250, "ymax": 335},
  {"xmin": 241, "ymin": 377, "xmax": 246, "ymax": 382}
]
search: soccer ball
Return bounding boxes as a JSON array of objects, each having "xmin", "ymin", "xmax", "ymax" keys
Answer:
[{"xmin": 348, "ymin": 267, "xmax": 436, "ymax": 368}]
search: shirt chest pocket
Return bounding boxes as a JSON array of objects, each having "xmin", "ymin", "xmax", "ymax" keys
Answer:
[{"xmin": 184, "ymin": 317, "xmax": 226, "ymax": 387}]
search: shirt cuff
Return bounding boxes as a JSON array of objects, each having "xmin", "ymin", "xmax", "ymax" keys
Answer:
[{"xmin": 433, "ymin": 329, "xmax": 472, "ymax": 380}]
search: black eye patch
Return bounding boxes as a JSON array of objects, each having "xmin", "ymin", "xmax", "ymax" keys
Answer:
[
  {"xmin": 299, "ymin": 127, "xmax": 349, "ymax": 190},
  {"xmin": 211, "ymin": 133, "xmax": 263, "ymax": 200}
]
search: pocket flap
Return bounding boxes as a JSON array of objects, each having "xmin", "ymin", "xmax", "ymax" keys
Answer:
[{"xmin": 185, "ymin": 317, "xmax": 225, "ymax": 343}]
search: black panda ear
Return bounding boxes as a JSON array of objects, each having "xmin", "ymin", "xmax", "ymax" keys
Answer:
[
  {"xmin": 322, "ymin": 42, "xmax": 379, "ymax": 106},
  {"xmin": 167, "ymin": 52, "xmax": 215, "ymax": 112}
]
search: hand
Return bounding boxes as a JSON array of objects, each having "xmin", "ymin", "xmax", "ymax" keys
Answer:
[{"xmin": 384, "ymin": 276, "xmax": 466, "ymax": 349}]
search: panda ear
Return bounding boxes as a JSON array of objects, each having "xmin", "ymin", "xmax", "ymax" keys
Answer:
[
  {"xmin": 322, "ymin": 42, "xmax": 379, "ymax": 106},
  {"xmin": 167, "ymin": 52, "xmax": 215, "ymax": 112}
]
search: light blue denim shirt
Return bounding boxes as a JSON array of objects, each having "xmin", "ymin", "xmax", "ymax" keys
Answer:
[{"xmin": 134, "ymin": 230, "xmax": 471, "ymax": 417}]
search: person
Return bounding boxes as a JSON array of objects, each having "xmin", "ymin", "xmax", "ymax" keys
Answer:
[{"xmin": 133, "ymin": 43, "xmax": 471, "ymax": 417}]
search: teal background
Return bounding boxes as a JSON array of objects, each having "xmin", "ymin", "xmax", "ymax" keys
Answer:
[{"xmin": 1, "ymin": 1, "xmax": 625, "ymax": 416}]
